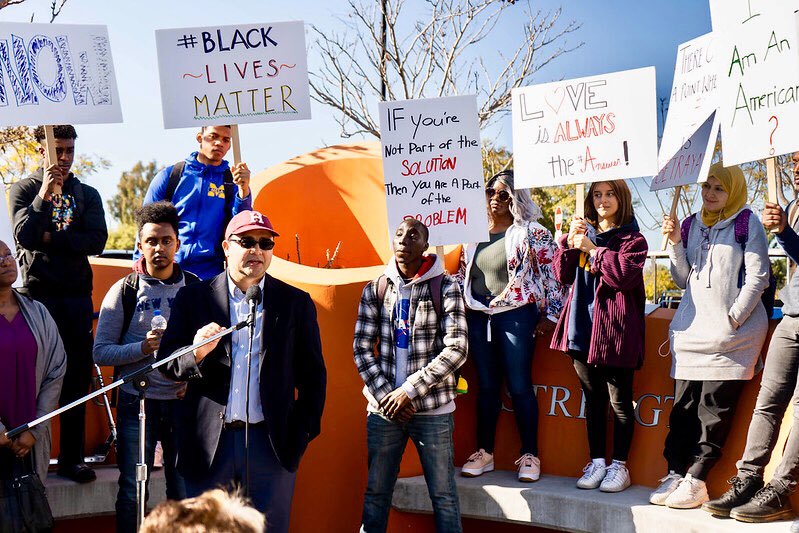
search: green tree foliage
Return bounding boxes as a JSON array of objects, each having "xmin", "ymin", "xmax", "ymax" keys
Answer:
[
  {"xmin": 0, "ymin": 126, "xmax": 110, "ymax": 188},
  {"xmin": 105, "ymin": 160, "xmax": 160, "ymax": 251}
]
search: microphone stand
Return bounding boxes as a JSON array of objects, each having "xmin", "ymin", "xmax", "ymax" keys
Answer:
[
  {"xmin": 5, "ymin": 317, "xmax": 252, "ymax": 532},
  {"xmin": 244, "ymin": 300, "xmax": 255, "ymax": 499}
]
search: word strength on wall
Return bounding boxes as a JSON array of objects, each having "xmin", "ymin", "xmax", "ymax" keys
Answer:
[
  {"xmin": 511, "ymin": 67, "xmax": 658, "ymax": 189},
  {"xmin": 0, "ymin": 22, "xmax": 122, "ymax": 127},
  {"xmin": 155, "ymin": 21, "xmax": 310, "ymax": 129},
  {"xmin": 378, "ymin": 95, "xmax": 488, "ymax": 247},
  {"xmin": 711, "ymin": 1, "xmax": 799, "ymax": 166}
]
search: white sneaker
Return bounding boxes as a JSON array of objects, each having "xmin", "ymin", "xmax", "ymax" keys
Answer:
[
  {"xmin": 515, "ymin": 453, "xmax": 540, "ymax": 482},
  {"xmin": 649, "ymin": 471, "xmax": 683, "ymax": 505},
  {"xmin": 461, "ymin": 449, "xmax": 494, "ymax": 477},
  {"xmin": 665, "ymin": 474, "xmax": 709, "ymax": 509},
  {"xmin": 599, "ymin": 461, "xmax": 631, "ymax": 493},
  {"xmin": 576, "ymin": 460, "xmax": 607, "ymax": 489}
]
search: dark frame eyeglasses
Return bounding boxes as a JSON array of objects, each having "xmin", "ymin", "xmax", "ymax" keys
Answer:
[
  {"xmin": 485, "ymin": 188, "xmax": 511, "ymax": 202},
  {"xmin": 229, "ymin": 236, "xmax": 275, "ymax": 250}
]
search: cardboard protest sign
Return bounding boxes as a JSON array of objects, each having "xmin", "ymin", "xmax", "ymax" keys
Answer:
[
  {"xmin": 511, "ymin": 67, "xmax": 658, "ymax": 188},
  {"xmin": 658, "ymin": 32, "xmax": 719, "ymax": 169},
  {"xmin": 651, "ymin": 112, "xmax": 718, "ymax": 191},
  {"xmin": 711, "ymin": 1, "xmax": 799, "ymax": 166},
  {"xmin": 0, "ymin": 23, "xmax": 122, "ymax": 126},
  {"xmin": 155, "ymin": 21, "xmax": 310, "ymax": 129},
  {"xmin": 378, "ymin": 95, "xmax": 488, "ymax": 246}
]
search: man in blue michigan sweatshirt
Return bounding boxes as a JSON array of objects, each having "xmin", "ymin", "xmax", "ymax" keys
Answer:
[{"xmin": 140, "ymin": 125, "xmax": 252, "ymax": 279}]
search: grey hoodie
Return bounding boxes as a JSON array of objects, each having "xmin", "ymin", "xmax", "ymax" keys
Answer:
[{"xmin": 668, "ymin": 205, "xmax": 769, "ymax": 380}]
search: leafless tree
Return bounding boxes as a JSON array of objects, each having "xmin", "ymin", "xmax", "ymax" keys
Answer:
[
  {"xmin": 0, "ymin": 0, "xmax": 70, "ymax": 22},
  {"xmin": 310, "ymin": 0, "xmax": 582, "ymax": 138}
]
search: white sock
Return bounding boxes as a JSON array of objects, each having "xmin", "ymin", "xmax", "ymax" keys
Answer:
[{"xmin": 592, "ymin": 458, "xmax": 606, "ymax": 467}]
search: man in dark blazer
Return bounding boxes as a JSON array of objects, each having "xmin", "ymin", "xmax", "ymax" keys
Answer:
[{"xmin": 158, "ymin": 209, "xmax": 326, "ymax": 533}]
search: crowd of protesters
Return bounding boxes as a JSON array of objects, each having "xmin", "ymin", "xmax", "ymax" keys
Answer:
[{"xmin": 3, "ymin": 125, "xmax": 799, "ymax": 533}]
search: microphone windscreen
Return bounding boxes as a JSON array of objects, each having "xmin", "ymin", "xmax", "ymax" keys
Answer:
[{"xmin": 245, "ymin": 285, "xmax": 262, "ymax": 305}]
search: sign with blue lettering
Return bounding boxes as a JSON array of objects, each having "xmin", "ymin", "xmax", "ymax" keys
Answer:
[
  {"xmin": 155, "ymin": 21, "xmax": 311, "ymax": 129},
  {"xmin": 0, "ymin": 22, "xmax": 122, "ymax": 126}
]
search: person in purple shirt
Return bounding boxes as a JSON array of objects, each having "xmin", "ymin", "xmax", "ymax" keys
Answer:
[
  {"xmin": 0, "ymin": 239, "xmax": 66, "ymax": 487},
  {"xmin": 550, "ymin": 180, "xmax": 648, "ymax": 494}
]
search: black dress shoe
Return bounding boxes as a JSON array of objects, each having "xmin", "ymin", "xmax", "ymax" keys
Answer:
[
  {"xmin": 702, "ymin": 475, "xmax": 764, "ymax": 517},
  {"xmin": 730, "ymin": 483, "xmax": 794, "ymax": 523},
  {"xmin": 57, "ymin": 462, "xmax": 97, "ymax": 484}
]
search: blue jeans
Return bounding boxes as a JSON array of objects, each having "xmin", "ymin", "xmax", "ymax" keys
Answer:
[
  {"xmin": 361, "ymin": 413, "xmax": 461, "ymax": 533},
  {"xmin": 115, "ymin": 390, "xmax": 185, "ymax": 533},
  {"xmin": 467, "ymin": 304, "xmax": 540, "ymax": 455}
]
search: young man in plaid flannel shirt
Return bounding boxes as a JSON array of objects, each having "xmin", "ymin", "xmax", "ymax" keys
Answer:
[{"xmin": 353, "ymin": 219, "xmax": 468, "ymax": 533}]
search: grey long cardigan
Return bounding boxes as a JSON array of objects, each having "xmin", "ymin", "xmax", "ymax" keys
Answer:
[
  {"xmin": 668, "ymin": 205, "xmax": 770, "ymax": 381},
  {"xmin": 0, "ymin": 290, "xmax": 66, "ymax": 481}
]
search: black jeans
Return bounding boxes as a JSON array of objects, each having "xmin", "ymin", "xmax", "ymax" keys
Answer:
[
  {"xmin": 38, "ymin": 295, "xmax": 94, "ymax": 467},
  {"xmin": 664, "ymin": 378, "xmax": 746, "ymax": 480},
  {"xmin": 572, "ymin": 359, "xmax": 635, "ymax": 461}
]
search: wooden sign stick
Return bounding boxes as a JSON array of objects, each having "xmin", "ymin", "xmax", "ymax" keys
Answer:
[
  {"xmin": 661, "ymin": 185, "xmax": 682, "ymax": 250},
  {"xmin": 230, "ymin": 124, "xmax": 242, "ymax": 166},
  {"xmin": 44, "ymin": 125, "xmax": 61, "ymax": 195},
  {"xmin": 767, "ymin": 156, "xmax": 779, "ymax": 233},
  {"xmin": 574, "ymin": 183, "xmax": 585, "ymax": 219}
]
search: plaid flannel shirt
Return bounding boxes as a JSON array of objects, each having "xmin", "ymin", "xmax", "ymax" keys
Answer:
[{"xmin": 353, "ymin": 274, "xmax": 468, "ymax": 413}]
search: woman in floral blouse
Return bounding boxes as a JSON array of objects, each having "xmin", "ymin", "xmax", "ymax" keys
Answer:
[{"xmin": 458, "ymin": 170, "xmax": 565, "ymax": 483}]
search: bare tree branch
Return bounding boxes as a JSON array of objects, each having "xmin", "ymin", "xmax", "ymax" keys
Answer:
[{"xmin": 311, "ymin": 0, "xmax": 582, "ymax": 138}]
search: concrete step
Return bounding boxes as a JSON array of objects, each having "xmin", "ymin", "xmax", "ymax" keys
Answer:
[
  {"xmin": 392, "ymin": 470, "xmax": 794, "ymax": 532},
  {"xmin": 45, "ymin": 466, "xmax": 166, "ymax": 519}
]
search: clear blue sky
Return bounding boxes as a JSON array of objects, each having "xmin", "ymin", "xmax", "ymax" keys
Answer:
[{"xmin": 0, "ymin": 0, "xmax": 712, "ymax": 241}]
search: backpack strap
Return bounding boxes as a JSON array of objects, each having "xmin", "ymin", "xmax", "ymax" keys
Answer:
[
  {"xmin": 118, "ymin": 273, "xmax": 140, "ymax": 344},
  {"xmin": 429, "ymin": 273, "xmax": 444, "ymax": 318},
  {"xmin": 734, "ymin": 209, "xmax": 752, "ymax": 249},
  {"xmin": 164, "ymin": 161, "xmax": 185, "ymax": 203},
  {"xmin": 223, "ymin": 168, "xmax": 235, "ymax": 221},
  {"xmin": 680, "ymin": 214, "xmax": 696, "ymax": 249}
]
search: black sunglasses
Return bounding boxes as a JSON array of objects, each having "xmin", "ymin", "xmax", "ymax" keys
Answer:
[
  {"xmin": 486, "ymin": 188, "xmax": 511, "ymax": 202},
  {"xmin": 229, "ymin": 236, "xmax": 275, "ymax": 250}
]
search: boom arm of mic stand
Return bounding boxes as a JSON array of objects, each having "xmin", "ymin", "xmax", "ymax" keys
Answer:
[{"xmin": 4, "ymin": 319, "xmax": 250, "ymax": 440}]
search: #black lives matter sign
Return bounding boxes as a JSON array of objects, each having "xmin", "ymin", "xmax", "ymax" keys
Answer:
[{"xmin": 155, "ymin": 21, "xmax": 310, "ymax": 128}]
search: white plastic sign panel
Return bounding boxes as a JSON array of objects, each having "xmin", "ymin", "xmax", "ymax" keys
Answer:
[
  {"xmin": 156, "ymin": 21, "xmax": 310, "ymax": 129},
  {"xmin": 651, "ymin": 112, "xmax": 718, "ymax": 191},
  {"xmin": 511, "ymin": 67, "xmax": 658, "ymax": 188},
  {"xmin": 378, "ymin": 95, "xmax": 489, "ymax": 247},
  {"xmin": 659, "ymin": 32, "xmax": 719, "ymax": 167},
  {"xmin": 0, "ymin": 23, "xmax": 122, "ymax": 126},
  {"xmin": 711, "ymin": 1, "xmax": 799, "ymax": 165}
]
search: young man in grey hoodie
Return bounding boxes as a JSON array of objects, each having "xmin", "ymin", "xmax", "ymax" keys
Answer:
[
  {"xmin": 94, "ymin": 201, "xmax": 198, "ymax": 533},
  {"xmin": 353, "ymin": 219, "xmax": 468, "ymax": 533}
]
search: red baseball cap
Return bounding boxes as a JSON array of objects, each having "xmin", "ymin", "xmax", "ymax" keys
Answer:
[{"xmin": 224, "ymin": 210, "xmax": 280, "ymax": 240}]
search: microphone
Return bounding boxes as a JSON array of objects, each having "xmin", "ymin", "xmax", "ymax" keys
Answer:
[{"xmin": 245, "ymin": 285, "xmax": 262, "ymax": 327}]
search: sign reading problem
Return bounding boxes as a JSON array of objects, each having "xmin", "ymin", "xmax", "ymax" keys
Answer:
[
  {"xmin": 378, "ymin": 95, "xmax": 488, "ymax": 246},
  {"xmin": 0, "ymin": 22, "xmax": 122, "ymax": 126},
  {"xmin": 155, "ymin": 21, "xmax": 310, "ymax": 129},
  {"xmin": 711, "ymin": 1, "xmax": 799, "ymax": 165},
  {"xmin": 511, "ymin": 67, "xmax": 658, "ymax": 188}
]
